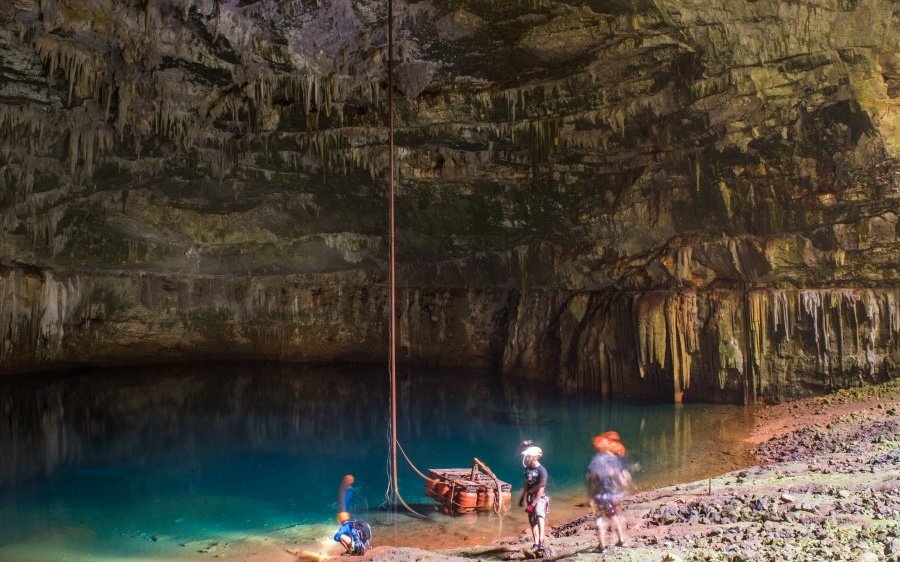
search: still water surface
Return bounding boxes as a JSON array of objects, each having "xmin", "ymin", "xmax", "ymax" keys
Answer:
[{"xmin": 0, "ymin": 364, "xmax": 755, "ymax": 560}]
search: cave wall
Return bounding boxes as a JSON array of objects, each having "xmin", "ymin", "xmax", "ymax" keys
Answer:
[
  {"xmin": 1, "ymin": 265, "xmax": 897, "ymax": 403},
  {"xmin": 0, "ymin": 0, "xmax": 898, "ymax": 402},
  {"xmin": 0, "ymin": 265, "xmax": 515, "ymax": 371},
  {"xmin": 500, "ymin": 287, "xmax": 899, "ymax": 403}
]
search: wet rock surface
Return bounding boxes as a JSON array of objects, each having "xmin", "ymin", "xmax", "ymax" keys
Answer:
[{"xmin": 754, "ymin": 418, "xmax": 900, "ymax": 464}]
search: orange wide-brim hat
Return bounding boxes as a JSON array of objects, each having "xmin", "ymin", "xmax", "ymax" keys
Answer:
[{"xmin": 593, "ymin": 431, "xmax": 626, "ymax": 456}]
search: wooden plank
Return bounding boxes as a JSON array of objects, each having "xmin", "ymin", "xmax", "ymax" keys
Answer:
[{"xmin": 428, "ymin": 468, "xmax": 510, "ymax": 486}]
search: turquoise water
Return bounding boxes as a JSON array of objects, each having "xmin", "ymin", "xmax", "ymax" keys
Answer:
[{"xmin": 0, "ymin": 364, "xmax": 754, "ymax": 560}]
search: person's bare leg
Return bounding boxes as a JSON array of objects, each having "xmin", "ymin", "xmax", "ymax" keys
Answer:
[
  {"xmin": 611, "ymin": 514, "xmax": 626, "ymax": 545},
  {"xmin": 339, "ymin": 535, "xmax": 354, "ymax": 554},
  {"xmin": 537, "ymin": 517, "xmax": 545, "ymax": 546},
  {"xmin": 595, "ymin": 516, "xmax": 607, "ymax": 548}
]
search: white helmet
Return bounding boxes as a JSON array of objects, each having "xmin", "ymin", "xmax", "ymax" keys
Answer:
[{"xmin": 521, "ymin": 446, "xmax": 543, "ymax": 465}]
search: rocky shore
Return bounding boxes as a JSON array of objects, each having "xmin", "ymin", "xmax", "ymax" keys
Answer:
[{"xmin": 360, "ymin": 379, "xmax": 900, "ymax": 562}]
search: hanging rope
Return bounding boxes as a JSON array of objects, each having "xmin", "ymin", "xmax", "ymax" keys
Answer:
[
  {"xmin": 379, "ymin": 5, "xmax": 505, "ymax": 522},
  {"xmin": 384, "ymin": 0, "xmax": 427, "ymax": 521},
  {"xmin": 387, "ymin": 0, "xmax": 398, "ymax": 512}
]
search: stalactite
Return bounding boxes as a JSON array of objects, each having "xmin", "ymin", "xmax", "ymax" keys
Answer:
[
  {"xmin": 802, "ymin": 289, "xmax": 822, "ymax": 359},
  {"xmin": 863, "ymin": 290, "xmax": 880, "ymax": 349},
  {"xmin": 848, "ymin": 291, "xmax": 861, "ymax": 354},
  {"xmin": 675, "ymin": 246, "xmax": 692, "ymax": 283},
  {"xmin": 887, "ymin": 291, "xmax": 899, "ymax": 339},
  {"xmin": 34, "ymin": 33, "xmax": 107, "ymax": 105},
  {"xmin": 747, "ymin": 291, "xmax": 769, "ymax": 402},
  {"xmin": 822, "ymin": 291, "xmax": 831, "ymax": 360},
  {"xmin": 0, "ymin": 271, "xmax": 83, "ymax": 364},
  {"xmin": 670, "ymin": 292, "xmax": 698, "ymax": 398},
  {"xmin": 636, "ymin": 294, "xmax": 667, "ymax": 379},
  {"xmin": 0, "ymin": 270, "xmax": 17, "ymax": 362},
  {"xmin": 516, "ymin": 246, "xmax": 529, "ymax": 295},
  {"xmin": 711, "ymin": 297, "xmax": 741, "ymax": 390},
  {"xmin": 772, "ymin": 290, "xmax": 791, "ymax": 341},
  {"xmin": 728, "ymin": 238, "xmax": 745, "ymax": 279}
]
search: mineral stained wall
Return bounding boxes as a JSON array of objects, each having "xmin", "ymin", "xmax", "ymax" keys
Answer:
[{"xmin": 0, "ymin": 0, "xmax": 898, "ymax": 402}]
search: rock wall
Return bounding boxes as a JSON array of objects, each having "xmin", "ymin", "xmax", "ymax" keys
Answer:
[
  {"xmin": 501, "ymin": 287, "xmax": 899, "ymax": 403},
  {"xmin": 0, "ymin": 0, "xmax": 898, "ymax": 402},
  {"xmin": 0, "ymin": 265, "xmax": 508, "ymax": 371},
  {"xmin": 1, "ymin": 265, "xmax": 897, "ymax": 403}
]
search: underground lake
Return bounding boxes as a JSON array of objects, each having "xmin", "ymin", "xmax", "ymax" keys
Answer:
[{"xmin": 0, "ymin": 363, "xmax": 757, "ymax": 560}]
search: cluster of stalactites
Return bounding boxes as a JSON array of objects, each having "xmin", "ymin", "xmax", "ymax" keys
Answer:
[
  {"xmin": 7, "ymin": 0, "xmax": 397, "ymax": 189},
  {"xmin": 0, "ymin": 104, "xmax": 97, "ymax": 252},
  {"xmin": 0, "ymin": 0, "xmax": 409, "ymax": 259},
  {"xmin": 29, "ymin": 31, "xmax": 358, "ymax": 171},
  {"xmin": 635, "ymin": 291, "xmax": 698, "ymax": 401},
  {"xmin": 0, "ymin": 270, "xmax": 84, "ymax": 363},
  {"xmin": 730, "ymin": 289, "xmax": 897, "ymax": 401},
  {"xmin": 0, "ymin": 105, "xmax": 48, "ymax": 197},
  {"xmin": 0, "ymin": 265, "xmax": 387, "ymax": 367},
  {"xmin": 566, "ymin": 288, "xmax": 899, "ymax": 402}
]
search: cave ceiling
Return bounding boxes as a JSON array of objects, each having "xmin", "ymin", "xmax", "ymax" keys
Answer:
[{"xmin": 0, "ymin": 0, "xmax": 898, "ymax": 291}]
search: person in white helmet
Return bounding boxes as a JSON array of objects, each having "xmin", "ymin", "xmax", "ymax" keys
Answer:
[{"xmin": 518, "ymin": 445, "xmax": 550, "ymax": 556}]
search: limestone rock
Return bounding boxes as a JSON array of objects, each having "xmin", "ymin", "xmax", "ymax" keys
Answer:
[{"xmin": 0, "ymin": 1, "xmax": 896, "ymax": 401}]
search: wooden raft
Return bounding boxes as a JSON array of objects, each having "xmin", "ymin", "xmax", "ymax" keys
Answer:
[{"xmin": 424, "ymin": 458, "xmax": 512, "ymax": 514}]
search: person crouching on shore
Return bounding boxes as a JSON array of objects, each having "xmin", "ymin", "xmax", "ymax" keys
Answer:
[{"xmin": 333, "ymin": 511, "xmax": 371, "ymax": 556}]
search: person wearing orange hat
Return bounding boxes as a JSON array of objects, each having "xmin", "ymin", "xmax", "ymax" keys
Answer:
[
  {"xmin": 332, "ymin": 473, "xmax": 372, "ymax": 555},
  {"xmin": 338, "ymin": 474, "xmax": 356, "ymax": 516},
  {"xmin": 333, "ymin": 511, "xmax": 372, "ymax": 556},
  {"xmin": 586, "ymin": 431, "xmax": 631, "ymax": 552}
]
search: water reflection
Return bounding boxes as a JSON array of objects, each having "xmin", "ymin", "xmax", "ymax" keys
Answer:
[
  {"xmin": 0, "ymin": 364, "xmax": 388, "ymax": 490},
  {"xmin": 0, "ymin": 364, "xmax": 755, "ymax": 556},
  {"xmin": 1, "ymin": 365, "xmax": 755, "ymax": 491},
  {"xmin": 398, "ymin": 375, "xmax": 755, "ymax": 495}
]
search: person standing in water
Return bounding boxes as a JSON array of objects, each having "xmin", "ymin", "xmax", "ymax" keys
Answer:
[
  {"xmin": 519, "ymin": 445, "xmax": 551, "ymax": 556},
  {"xmin": 586, "ymin": 431, "xmax": 631, "ymax": 552}
]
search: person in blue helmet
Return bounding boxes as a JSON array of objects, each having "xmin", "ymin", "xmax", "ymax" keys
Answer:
[{"xmin": 333, "ymin": 511, "xmax": 372, "ymax": 556}]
